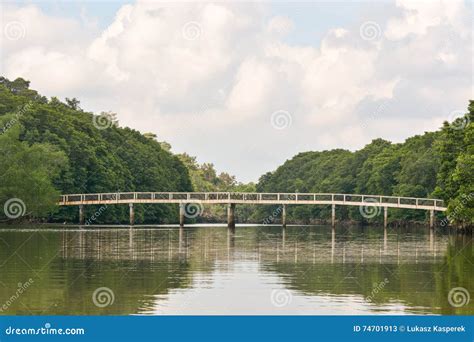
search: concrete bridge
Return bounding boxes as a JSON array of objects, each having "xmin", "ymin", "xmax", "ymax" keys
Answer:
[{"xmin": 59, "ymin": 192, "xmax": 446, "ymax": 228}]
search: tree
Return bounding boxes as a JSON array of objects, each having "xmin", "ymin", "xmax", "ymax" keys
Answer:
[
  {"xmin": 0, "ymin": 116, "xmax": 67, "ymax": 219},
  {"xmin": 65, "ymin": 97, "xmax": 81, "ymax": 110},
  {"xmin": 0, "ymin": 77, "xmax": 193, "ymax": 224}
]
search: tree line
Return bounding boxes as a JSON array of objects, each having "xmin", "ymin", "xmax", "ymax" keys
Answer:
[
  {"xmin": 257, "ymin": 102, "xmax": 473, "ymax": 228},
  {"xmin": 0, "ymin": 77, "xmax": 471, "ymax": 228}
]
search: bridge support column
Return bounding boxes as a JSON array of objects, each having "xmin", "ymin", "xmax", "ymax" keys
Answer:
[
  {"xmin": 179, "ymin": 203, "xmax": 185, "ymax": 227},
  {"xmin": 129, "ymin": 203, "xmax": 134, "ymax": 226},
  {"xmin": 227, "ymin": 203, "xmax": 235, "ymax": 228},
  {"xmin": 331, "ymin": 204, "xmax": 336, "ymax": 227},
  {"xmin": 282, "ymin": 205, "xmax": 287, "ymax": 227},
  {"xmin": 429, "ymin": 209, "xmax": 434, "ymax": 229},
  {"xmin": 383, "ymin": 206, "xmax": 388, "ymax": 228},
  {"xmin": 79, "ymin": 204, "xmax": 84, "ymax": 225}
]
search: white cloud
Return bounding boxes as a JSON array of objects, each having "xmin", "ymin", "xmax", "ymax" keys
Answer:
[
  {"xmin": 0, "ymin": 0, "xmax": 471, "ymax": 182},
  {"xmin": 267, "ymin": 16, "xmax": 294, "ymax": 36}
]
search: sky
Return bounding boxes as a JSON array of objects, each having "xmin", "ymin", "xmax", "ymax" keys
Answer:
[{"xmin": 0, "ymin": 0, "xmax": 472, "ymax": 183}]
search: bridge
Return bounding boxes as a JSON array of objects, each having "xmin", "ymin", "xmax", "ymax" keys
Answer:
[{"xmin": 59, "ymin": 192, "xmax": 446, "ymax": 228}]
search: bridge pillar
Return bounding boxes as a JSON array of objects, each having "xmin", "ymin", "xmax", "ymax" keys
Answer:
[
  {"xmin": 282, "ymin": 204, "xmax": 287, "ymax": 227},
  {"xmin": 129, "ymin": 203, "xmax": 134, "ymax": 226},
  {"xmin": 383, "ymin": 206, "xmax": 388, "ymax": 228},
  {"xmin": 429, "ymin": 209, "xmax": 434, "ymax": 229},
  {"xmin": 179, "ymin": 203, "xmax": 185, "ymax": 227},
  {"xmin": 331, "ymin": 204, "xmax": 336, "ymax": 227},
  {"xmin": 227, "ymin": 203, "xmax": 235, "ymax": 228},
  {"xmin": 79, "ymin": 204, "xmax": 84, "ymax": 225}
]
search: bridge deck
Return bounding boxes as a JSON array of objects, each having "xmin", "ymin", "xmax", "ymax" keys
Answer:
[{"xmin": 58, "ymin": 192, "xmax": 447, "ymax": 211}]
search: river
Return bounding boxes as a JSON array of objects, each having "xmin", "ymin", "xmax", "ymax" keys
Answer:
[{"xmin": 0, "ymin": 225, "xmax": 472, "ymax": 315}]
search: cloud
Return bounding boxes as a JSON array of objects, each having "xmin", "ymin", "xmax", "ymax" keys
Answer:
[{"xmin": 0, "ymin": 0, "xmax": 471, "ymax": 182}]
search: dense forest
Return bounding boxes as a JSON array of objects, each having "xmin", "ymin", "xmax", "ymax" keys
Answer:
[
  {"xmin": 0, "ymin": 77, "xmax": 472, "ymax": 228},
  {"xmin": 257, "ymin": 102, "xmax": 473, "ymax": 228},
  {"xmin": 0, "ymin": 77, "xmax": 192, "ymax": 224}
]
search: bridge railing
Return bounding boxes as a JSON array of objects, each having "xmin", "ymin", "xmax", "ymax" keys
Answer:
[{"xmin": 58, "ymin": 192, "xmax": 446, "ymax": 209}]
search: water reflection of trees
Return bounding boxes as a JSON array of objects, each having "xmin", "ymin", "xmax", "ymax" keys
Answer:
[{"xmin": 0, "ymin": 226, "xmax": 471, "ymax": 315}]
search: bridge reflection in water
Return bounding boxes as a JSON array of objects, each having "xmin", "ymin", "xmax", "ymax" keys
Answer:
[
  {"xmin": 62, "ymin": 226, "xmax": 443, "ymax": 265},
  {"xmin": 58, "ymin": 226, "xmax": 470, "ymax": 315},
  {"xmin": 0, "ymin": 226, "xmax": 472, "ymax": 315}
]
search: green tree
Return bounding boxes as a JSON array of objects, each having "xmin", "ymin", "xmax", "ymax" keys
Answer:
[{"xmin": 0, "ymin": 116, "xmax": 67, "ymax": 219}]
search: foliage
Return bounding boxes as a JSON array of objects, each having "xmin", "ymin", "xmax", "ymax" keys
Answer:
[
  {"xmin": 257, "ymin": 103, "xmax": 473, "ymax": 227},
  {"xmin": 0, "ymin": 77, "xmax": 192, "ymax": 224},
  {"xmin": 0, "ymin": 77, "xmax": 471, "ymax": 228}
]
